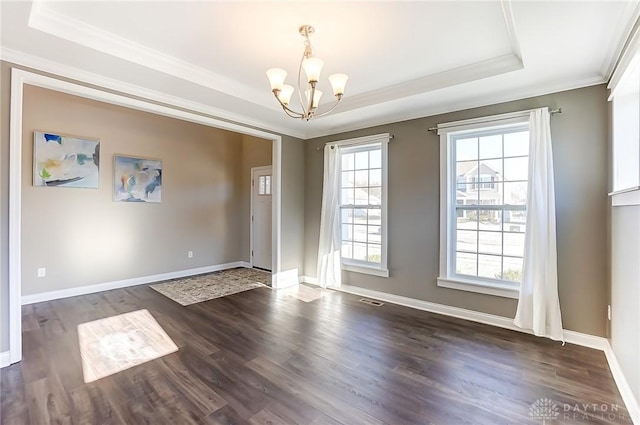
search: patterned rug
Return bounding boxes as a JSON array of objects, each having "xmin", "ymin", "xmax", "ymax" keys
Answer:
[{"xmin": 150, "ymin": 267, "xmax": 271, "ymax": 306}]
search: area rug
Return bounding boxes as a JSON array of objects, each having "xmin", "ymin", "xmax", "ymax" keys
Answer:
[
  {"xmin": 78, "ymin": 309, "xmax": 178, "ymax": 383},
  {"xmin": 149, "ymin": 267, "xmax": 271, "ymax": 306}
]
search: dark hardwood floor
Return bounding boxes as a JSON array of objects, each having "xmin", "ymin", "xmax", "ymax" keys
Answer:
[{"xmin": 1, "ymin": 282, "xmax": 632, "ymax": 424}]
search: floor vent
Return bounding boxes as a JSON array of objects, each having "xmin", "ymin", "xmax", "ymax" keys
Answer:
[{"xmin": 359, "ymin": 298, "xmax": 384, "ymax": 307}]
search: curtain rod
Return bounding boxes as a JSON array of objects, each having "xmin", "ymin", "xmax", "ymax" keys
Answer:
[
  {"xmin": 427, "ymin": 108, "xmax": 562, "ymax": 133},
  {"xmin": 316, "ymin": 134, "xmax": 394, "ymax": 151}
]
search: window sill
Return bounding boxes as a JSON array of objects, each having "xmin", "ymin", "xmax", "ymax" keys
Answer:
[
  {"xmin": 342, "ymin": 263, "xmax": 389, "ymax": 278},
  {"xmin": 609, "ymin": 187, "xmax": 640, "ymax": 206},
  {"xmin": 437, "ymin": 277, "xmax": 519, "ymax": 299}
]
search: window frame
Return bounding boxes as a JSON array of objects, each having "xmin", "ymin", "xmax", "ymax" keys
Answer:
[
  {"xmin": 437, "ymin": 114, "xmax": 530, "ymax": 299},
  {"xmin": 332, "ymin": 133, "xmax": 390, "ymax": 278}
]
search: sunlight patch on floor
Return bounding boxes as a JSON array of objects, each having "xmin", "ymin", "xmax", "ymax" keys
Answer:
[
  {"xmin": 77, "ymin": 309, "xmax": 178, "ymax": 383},
  {"xmin": 276, "ymin": 284, "xmax": 330, "ymax": 303}
]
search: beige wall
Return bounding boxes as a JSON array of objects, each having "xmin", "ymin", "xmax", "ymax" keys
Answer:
[
  {"xmin": 610, "ymin": 205, "xmax": 640, "ymax": 403},
  {"xmin": 0, "ymin": 61, "xmax": 306, "ymax": 353},
  {"xmin": 305, "ymin": 85, "xmax": 610, "ymax": 336},
  {"xmin": 239, "ymin": 135, "xmax": 273, "ymax": 263},
  {"xmin": 21, "ymin": 85, "xmax": 248, "ymax": 295}
]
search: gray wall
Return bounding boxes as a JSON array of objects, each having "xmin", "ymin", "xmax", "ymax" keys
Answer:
[
  {"xmin": 239, "ymin": 135, "xmax": 273, "ymax": 263},
  {"xmin": 610, "ymin": 205, "xmax": 640, "ymax": 404},
  {"xmin": 305, "ymin": 84, "xmax": 610, "ymax": 336},
  {"xmin": 21, "ymin": 85, "xmax": 247, "ymax": 295},
  {"xmin": 281, "ymin": 136, "xmax": 305, "ymax": 273}
]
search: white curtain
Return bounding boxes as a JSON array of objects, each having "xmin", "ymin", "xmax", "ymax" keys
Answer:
[
  {"xmin": 514, "ymin": 108, "xmax": 564, "ymax": 342},
  {"xmin": 317, "ymin": 145, "xmax": 342, "ymax": 288}
]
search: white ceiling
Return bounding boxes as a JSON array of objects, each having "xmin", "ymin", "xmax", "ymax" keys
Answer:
[{"xmin": 1, "ymin": 1, "xmax": 638, "ymax": 139}]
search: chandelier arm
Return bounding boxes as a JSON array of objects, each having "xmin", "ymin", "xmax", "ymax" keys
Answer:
[
  {"xmin": 297, "ymin": 51, "xmax": 308, "ymax": 117},
  {"xmin": 271, "ymin": 90, "xmax": 304, "ymax": 118},
  {"xmin": 282, "ymin": 106, "xmax": 304, "ymax": 119},
  {"xmin": 312, "ymin": 95, "xmax": 343, "ymax": 119}
]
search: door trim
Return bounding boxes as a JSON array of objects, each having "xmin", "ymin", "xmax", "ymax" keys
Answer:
[{"xmin": 250, "ymin": 165, "xmax": 273, "ymax": 269}]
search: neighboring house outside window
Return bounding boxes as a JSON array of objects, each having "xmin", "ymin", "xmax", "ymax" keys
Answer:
[{"xmin": 437, "ymin": 115, "xmax": 530, "ymax": 298}]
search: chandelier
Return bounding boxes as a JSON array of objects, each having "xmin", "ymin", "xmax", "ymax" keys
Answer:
[{"xmin": 266, "ymin": 25, "xmax": 348, "ymax": 121}]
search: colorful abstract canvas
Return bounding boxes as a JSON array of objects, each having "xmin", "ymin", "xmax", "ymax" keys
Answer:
[
  {"xmin": 33, "ymin": 132, "xmax": 100, "ymax": 188},
  {"xmin": 114, "ymin": 155, "xmax": 162, "ymax": 203}
]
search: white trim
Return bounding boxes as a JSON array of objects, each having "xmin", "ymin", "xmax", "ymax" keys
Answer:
[
  {"xmin": 612, "ymin": 188, "xmax": 640, "ymax": 206},
  {"xmin": 499, "ymin": 0, "xmax": 522, "ymax": 63},
  {"xmin": 334, "ymin": 133, "xmax": 390, "ymax": 277},
  {"xmin": 250, "ymin": 165, "xmax": 273, "ymax": 270},
  {"xmin": 437, "ymin": 277, "xmax": 519, "ymax": 299},
  {"xmin": 333, "ymin": 53, "xmax": 523, "ymax": 116},
  {"xmin": 8, "ymin": 68, "xmax": 283, "ymax": 366},
  {"xmin": 0, "ymin": 47, "xmax": 305, "ymax": 140},
  {"xmin": 608, "ymin": 7, "xmax": 640, "ymax": 96},
  {"xmin": 0, "ymin": 351, "xmax": 10, "ymax": 369},
  {"xmin": 436, "ymin": 108, "xmax": 534, "ymax": 134},
  {"xmin": 326, "ymin": 132, "xmax": 391, "ymax": 148},
  {"xmin": 300, "ymin": 276, "xmax": 607, "ymax": 350},
  {"xmin": 605, "ymin": 342, "xmax": 640, "ymax": 425},
  {"xmin": 342, "ymin": 263, "xmax": 389, "ymax": 278},
  {"xmin": 21, "ymin": 262, "xmax": 251, "ymax": 305},
  {"xmin": 438, "ymin": 113, "xmax": 531, "ymax": 298},
  {"xmin": 27, "ymin": 1, "xmax": 272, "ymax": 110}
]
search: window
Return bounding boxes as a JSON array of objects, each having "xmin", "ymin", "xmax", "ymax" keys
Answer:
[
  {"xmin": 609, "ymin": 31, "xmax": 640, "ymax": 206},
  {"xmin": 258, "ymin": 175, "xmax": 271, "ymax": 195},
  {"xmin": 438, "ymin": 116, "xmax": 530, "ymax": 298},
  {"xmin": 335, "ymin": 134, "xmax": 389, "ymax": 277}
]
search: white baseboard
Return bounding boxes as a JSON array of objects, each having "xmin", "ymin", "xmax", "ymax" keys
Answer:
[
  {"xmin": 300, "ymin": 276, "xmax": 607, "ymax": 350},
  {"xmin": 0, "ymin": 351, "xmax": 10, "ymax": 368},
  {"xmin": 605, "ymin": 342, "xmax": 640, "ymax": 425},
  {"xmin": 22, "ymin": 261, "xmax": 251, "ymax": 305}
]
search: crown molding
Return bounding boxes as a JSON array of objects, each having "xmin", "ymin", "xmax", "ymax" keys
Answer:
[
  {"xmin": 499, "ymin": 0, "xmax": 522, "ymax": 63},
  {"xmin": 334, "ymin": 53, "xmax": 523, "ymax": 114},
  {"xmin": 0, "ymin": 47, "xmax": 306, "ymax": 139},
  {"xmin": 304, "ymin": 74, "xmax": 606, "ymax": 139},
  {"xmin": 27, "ymin": 0, "xmax": 275, "ymax": 109},
  {"xmin": 26, "ymin": 0, "xmax": 529, "ymax": 119},
  {"xmin": 600, "ymin": 1, "xmax": 640, "ymax": 83}
]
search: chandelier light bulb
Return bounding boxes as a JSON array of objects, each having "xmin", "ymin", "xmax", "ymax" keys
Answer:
[
  {"xmin": 306, "ymin": 89, "xmax": 323, "ymax": 109},
  {"xmin": 302, "ymin": 57, "xmax": 324, "ymax": 83},
  {"xmin": 266, "ymin": 68, "xmax": 287, "ymax": 91},
  {"xmin": 279, "ymin": 84, "xmax": 294, "ymax": 106},
  {"xmin": 329, "ymin": 73, "xmax": 349, "ymax": 96}
]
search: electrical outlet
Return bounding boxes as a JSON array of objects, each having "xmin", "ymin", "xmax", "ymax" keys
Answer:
[
  {"xmin": 608, "ymin": 304, "xmax": 611, "ymax": 321},
  {"xmin": 37, "ymin": 267, "xmax": 46, "ymax": 278},
  {"xmin": 188, "ymin": 251, "xmax": 193, "ymax": 259}
]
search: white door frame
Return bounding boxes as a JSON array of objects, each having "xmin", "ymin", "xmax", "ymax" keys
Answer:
[
  {"xmin": 250, "ymin": 165, "xmax": 273, "ymax": 269},
  {"xmin": 6, "ymin": 68, "xmax": 284, "ymax": 365}
]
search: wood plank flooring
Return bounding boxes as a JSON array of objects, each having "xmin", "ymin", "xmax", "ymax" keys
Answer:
[{"xmin": 1, "ymin": 282, "xmax": 632, "ymax": 424}]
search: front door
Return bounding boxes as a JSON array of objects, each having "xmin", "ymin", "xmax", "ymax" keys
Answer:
[{"xmin": 251, "ymin": 166, "xmax": 272, "ymax": 270}]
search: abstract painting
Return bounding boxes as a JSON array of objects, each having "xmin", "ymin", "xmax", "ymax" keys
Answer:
[
  {"xmin": 114, "ymin": 155, "xmax": 162, "ymax": 203},
  {"xmin": 33, "ymin": 131, "xmax": 100, "ymax": 188}
]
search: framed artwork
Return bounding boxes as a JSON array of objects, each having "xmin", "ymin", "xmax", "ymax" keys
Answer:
[
  {"xmin": 113, "ymin": 155, "xmax": 162, "ymax": 203},
  {"xmin": 33, "ymin": 131, "xmax": 100, "ymax": 188}
]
